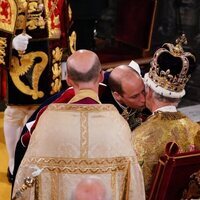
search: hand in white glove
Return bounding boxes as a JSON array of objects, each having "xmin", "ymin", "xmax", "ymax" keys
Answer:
[{"xmin": 12, "ymin": 33, "xmax": 32, "ymax": 51}]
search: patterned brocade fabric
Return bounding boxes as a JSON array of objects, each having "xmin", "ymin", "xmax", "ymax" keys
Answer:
[
  {"xmin": 132, "ymin": 111, "xmax": 200, "ymax": 194},
  {"xmin": 13, "ymin": 103, "xmax": 145, "ymax": 200},
  {"xmin": 1, "ymin": 0, "xmax": 70, "ymax": 105},
  {"xmin": 0, "ymin": 0, "xmax": 17, "ymax": 33}
]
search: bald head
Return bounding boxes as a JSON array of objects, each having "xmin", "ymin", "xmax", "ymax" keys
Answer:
[
  {"xmin": 67, "ymin": 50, "xmax": 102, "ymax": 83},
  {"xmin": 109, "ymin": 65, "xmax": 145, "ymax": 109},
  {"xmin": 72, "ymin": 177, "xmax": 109, "ymax": 200}
]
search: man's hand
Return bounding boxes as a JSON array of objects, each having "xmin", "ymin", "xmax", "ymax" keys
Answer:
[{"xmin": 12, "ymin": 33, "xmax": 32, "ymax": 51}]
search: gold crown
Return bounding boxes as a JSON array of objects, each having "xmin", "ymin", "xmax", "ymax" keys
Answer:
[{"xmin": 149, "ymin": 34, "xmax": 196, "ymax": 93}]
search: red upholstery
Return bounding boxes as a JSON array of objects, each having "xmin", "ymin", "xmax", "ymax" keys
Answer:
[
  {"xmin": 96, "ymin": 0, "xmax": 157, "ymax": 63},
  {"xmin": 148, "ymin": 142, "xmax": 200, "ymax": 200},
  {"xmin": 115, "ymin": 0, "xmax": 157, "ymax": 51},
  {"xmin": 0, "ymin": 67, "xmax": 7, "ymax": 101}
]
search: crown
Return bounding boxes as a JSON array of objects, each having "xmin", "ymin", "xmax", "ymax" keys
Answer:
[{"xmin": 144, "ymin": 34, "xmax": 196, "ymax": 98}]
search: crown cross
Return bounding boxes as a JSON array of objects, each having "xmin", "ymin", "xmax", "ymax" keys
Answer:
[{"xmin": 174, "ymin": 34, "xmax": 187, "ymax": 55}]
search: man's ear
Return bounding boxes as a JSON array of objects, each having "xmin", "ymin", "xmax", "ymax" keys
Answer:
[
  {"xmin": 148, "ymin": 86, "xmax": 153, "ymax": 97},
  {"xmin": 145, "ymin": 86, "xmax": 153, "ymax": 100},
  {"xmin": 112, "ymin": 91, "xmax": 121, "ymax": 102},
  {"xmin": 98, "ymin": 70, "xmax": 104, "ymax": 83},
  {"xmin": 66, "ymin": 75, "xmax": 73, "ymax": 86}
]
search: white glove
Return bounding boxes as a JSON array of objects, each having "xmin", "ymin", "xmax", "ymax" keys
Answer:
[{"xmin": 12, "ymin": 33, "xmax": 32, "ymax": 51}]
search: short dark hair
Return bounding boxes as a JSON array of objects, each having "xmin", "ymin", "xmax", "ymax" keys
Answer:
[
  {"xmin": 108, "ymin": 67, "xmax": 139, "ymax": 95},
  {"xmin": 108, "ymin": 76, "xmax": 123, "ymax": 95}
]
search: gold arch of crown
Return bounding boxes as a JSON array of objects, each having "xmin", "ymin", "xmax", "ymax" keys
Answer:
[{"xmin": 149, "ymin": 34, "xmax": 195, "ymax": 92}]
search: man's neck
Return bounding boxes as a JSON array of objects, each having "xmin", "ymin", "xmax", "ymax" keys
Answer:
[{"xmin": 73, "ymin": 82, "xmax": 99, "ymax": 95}]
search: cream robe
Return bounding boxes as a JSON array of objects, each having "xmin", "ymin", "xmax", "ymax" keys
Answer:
[{"xmin": 13, "ymin": 103, "xmax": 145, "ymax": 200}]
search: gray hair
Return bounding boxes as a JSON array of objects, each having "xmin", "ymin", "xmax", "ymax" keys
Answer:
[
  {"xmin": 152, "ymin": 89, "xmax": 180, "ymax": 105},
  {"xmin": 71, "ymin": 176, "xmax": 112, "ymax": 200}
]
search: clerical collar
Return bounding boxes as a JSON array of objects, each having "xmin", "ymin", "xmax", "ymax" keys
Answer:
[
  {"xmin": 154, "ymin": 105, "xmax": 177, "ymax": 113},
  {"xmin": 68, "ymin": 89, "xmax": 101, "ymax": 104}
]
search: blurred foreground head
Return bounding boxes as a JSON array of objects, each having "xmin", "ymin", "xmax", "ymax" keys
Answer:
[{"xmin": 72, "ymin": 176, "xmax": 111, "ymax": 200}]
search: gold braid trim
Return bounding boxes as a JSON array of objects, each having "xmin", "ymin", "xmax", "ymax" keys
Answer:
[
  {"xmin": 152, "ymin": 111, "xmax": 187, "ymax": 120},
  {"xmin": 80, "ymin": 111, "xmax": 88, "ymax": 159},
  {"xmin": 0, "ymin": 37, "xmax": 7, "ymax": 65},
  {"xmin": 22, "ymin": 157, "xmax": 131, "ymax": 174},
  {"xmin": 21, "ymin": 157, "xmax": 131, "ymax": 200},
  {"xmin": 47, "ymin": 103, "xmax": 117, "ymax": 112}
]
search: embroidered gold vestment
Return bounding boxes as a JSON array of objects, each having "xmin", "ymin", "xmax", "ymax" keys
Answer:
[
  {"xmin": 132, "ymin": 111, "xmax": 200, "ymax": 194},
  {"xmin": 13, "ymin": 103, "xmax": 146, "ymax": 200}
]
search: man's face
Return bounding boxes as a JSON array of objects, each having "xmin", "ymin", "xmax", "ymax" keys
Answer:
[
  {"xmin": 115, "ymin": 78, "xmax": 146, "ymax": 109},
  {"xmin": 145, "ymin": 85, "xmax": 152, "ymax": 111}
]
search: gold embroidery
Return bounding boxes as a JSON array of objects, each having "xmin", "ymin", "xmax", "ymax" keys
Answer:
[
  {"xmin": 58, "ymin": 174, "xmax": 64, "ymax": 200},
  {"xmin": 154, "ymin": 111, "xmax": 187, "ymax": 120},
  {"xmin": 120, "ymin": 163, "xmax": 130, "ymax": 200},
  {"xmin": 0, "ymin": 0, "xmax": 17, "ymax": 33},
  {"xmin": 44, "ymin": 0, "xmax": 61, "ymax": 38},
  {"xmin": 16, "ymin": 0, "xmax": 27, "ymax": 30},
  {"xmin": 16, "ymin": 15, "xmax": 26, "ymax": 30},
  {"xmin": 35, "ymin": 176, "xmax": 40, "ymax": 200},
  {"xmin": 111, "ymin": 172, "xmax": 116, "ymax": 200},
  {"xmin": 23, "ymin": 157, "xmax": 130, "ymax": 174},
  {"xmin": 69, "ymin": 31, "xmax": 76, "ymax": 54},
  {"xmin": 50, "ymin": 78, "xmax": 62, "ymax": 95},
  {"xmin": 52, "ymin": 47, "xmax": 63, "ymax": 62},
  {"xmin": 16, "ymin": 0, "xmax": 63, "ymax": 36},
  {"xmin": 22, "ymin": 157, "xmax": 130, "ymax": 200},
  {"xmin": 27, "ymin": 0, "xmax": 45, "ymax": 30},
  {"xmin": 51, "ymin": 173, "xmax": 58, "ymax": 200},
  {"xmin": 50, "ymin": 47, "xmax": 63, "ymax": 94},
  {"xmin": 47, "ymin": 103, "xmax": 117, "ymax": 112},
  {"xmin": 10, "ymin": 51, "xmax": 48, "ymax": 99},
  {"xmin": 68, "ymin": 4, "xmax": 72, "ymax": 21},
  {"xmin": 0, "ymin": 37, "xmax": 7, "ymax": 65},
  {"xmin": 52, "ymin": 63, "xmax": 61, "ymax": 80},
  {"xmin": 16, "ymin": 0, "xmax": 46, "ymax": 30},
  {"xmin": 80, "ymin": 112, "xmax": 88, "ymax": 158}
]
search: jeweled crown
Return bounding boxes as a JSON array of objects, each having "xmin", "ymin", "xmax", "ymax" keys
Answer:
[{"xmin": 148, "ymin": 34, "xmax": 196, "ymax": 93}]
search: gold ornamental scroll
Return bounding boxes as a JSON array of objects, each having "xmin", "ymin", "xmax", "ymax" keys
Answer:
[{"xmin": 0, "ymin": 0, "xmax": 17, "ymax": 33}]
